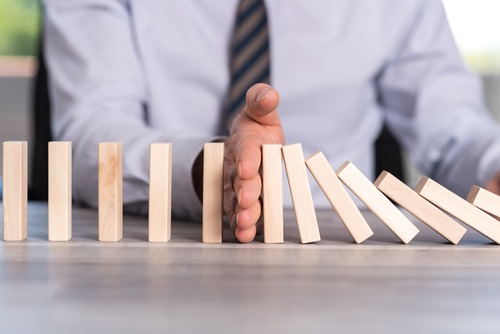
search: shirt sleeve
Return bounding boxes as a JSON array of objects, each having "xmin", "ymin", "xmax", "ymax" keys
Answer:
[
  {"xmin": 378, "ymin": 0, "xmax": 500, "ymax": 197},
  {"xmin": 43, "ymin": 0, "xmax": 208, "ymax": 221}
]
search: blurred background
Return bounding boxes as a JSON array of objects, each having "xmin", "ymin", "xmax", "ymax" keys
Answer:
[{"xmin": 0, "ymin": 0, "xmax": 499, "ymax": 184}]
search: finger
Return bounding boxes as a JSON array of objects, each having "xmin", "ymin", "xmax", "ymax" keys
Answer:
[
  {"xmin": 236, "ymin": 200, "xmax": 261, "ymax": 231},
  {"xmin": 233, "ymin": 173, "xmax": 262, "ymax": 209},
  {"xmin": 233, "ymin": 137, "xmax": 262, "ymax": 180},
  {"xmin": 235, "ymin": 225, "xmax": 257, "ymax": 244},
  {"xmin": 244, "ymin": 83, "xmax": 280, "ymax": 126}
]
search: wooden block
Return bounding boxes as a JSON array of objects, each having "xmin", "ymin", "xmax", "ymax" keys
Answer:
[
  {"xmin": 467, "ymin": 185, "xmax": 500, "ymax": 219},
  {"xmin": 306, "ymin": 151, "xmax": 373, "ymax": 243},
  {"xmin": 375, "ymin": 171, "xmax": 466, "ymax": 244},
  {"xmin": 48, "ymin": 141, "xmax": 72, "ymax": 241},
  {"xmin": 202, "ymin": 142, "xmax": 224, "ymax": 243},
  {"xmin": 282, "ymin": 143, "xmax": 321, "ymax": 243},
  {"xmin": 416, "ymin": 177, "xmax": 500, "ymax": 244},
  {"xmin": 98, "ymin": 142, "xmax": 123, "ymax": 241},
  {"xmin": 262, "ymin": 144, "xmax": 284, "ymax": 243},
  {"xmin": 336, "ymin": 161, "xmax": 419, "ymax": 244},
  {"xmin": 2, "ymin": 141, "xmax": 28, "ymax": 241},
  {"xmin": 148, "ymin": 143, "xmax": 172, "ymax": 242}
]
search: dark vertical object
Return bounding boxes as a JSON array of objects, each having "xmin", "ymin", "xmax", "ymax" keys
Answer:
[
  {"xmin": 29, "ymin": 44, "xmax": 51, "ymax": 200},
  {"xmin": 375, "ymin": 124, "xmax": 404, "ymax": 182},
  {"xmin": 221, "ymin": 0, "xmax": 270, "ymax": 135}
]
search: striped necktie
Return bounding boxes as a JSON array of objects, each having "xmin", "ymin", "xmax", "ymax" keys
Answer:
[{"xmin": 221, "ymin": 0, "xmax": 271, "ymax": 134}]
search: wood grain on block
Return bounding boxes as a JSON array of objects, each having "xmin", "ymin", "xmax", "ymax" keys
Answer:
[
  {"xmin": 416, "ymin": 177, "xmax": 500, "ymax": 244},
  {"xmin": 467, "ymin": 185, "xmax": 500, "ymax": 219},
  {"xmin": 148, "ymin": 143, "xmax": 172, "ymax": 242},
  {"xmin": 336, "ymin": 161, "xmax": 419, "ymax": 244},
  {"xmin": 202, "ymin": 142, "xmax": 224, "ymax": 243},
  {"xmin": 306, "ymin": 151, "xmax": 373, "ymax": 243},
  {"xmin": 282, "ymin": 143, "xmax": 321, "ymax": 243},
  {"xmin": 2, "ymin": 141, "xmax": 28, "ymax": 241},
  {"xmin": 262, "ymin": 144, "xmax": 284, "ymax": 243},
  {"xmin": 48, "ymin": 141, "xmax": 72, "ymax": 241},
  {"xmin": 98, "ymin": 142, "xmax": 123, "ymax": 241},
  {"xmin": 375, "ymin": 171, "xmax": 466, "ymax": 244}
]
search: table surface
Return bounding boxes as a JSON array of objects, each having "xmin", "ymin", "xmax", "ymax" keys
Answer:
[{"xmin": 1, "ymin": 202, "xmax": 500, "ymax": 334}]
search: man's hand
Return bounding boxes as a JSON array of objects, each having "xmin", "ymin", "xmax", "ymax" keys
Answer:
[{"xmin": 224, "ymin": 83, "xmax": 285, "ymax": 243}]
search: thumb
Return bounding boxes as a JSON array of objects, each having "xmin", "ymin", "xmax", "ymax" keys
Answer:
[{"xmin": 243, "ymin": 83, "xmax": 280, "ymax": 126}]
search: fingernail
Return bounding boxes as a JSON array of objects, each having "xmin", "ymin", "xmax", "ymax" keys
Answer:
[
  {"xmin": 237, "ymin": 188, "xmax": 242, "ymax": 203},
  {"xmin": 255, "ymin": 87, "xmax": 272, "ymax": 102}
]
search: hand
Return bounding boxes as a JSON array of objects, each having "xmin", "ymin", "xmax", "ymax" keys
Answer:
[
  {"xmin": 224, "ymin": 83, "xmax": 285, "ymax": 243},
  {"xmin": 486, "ymin": 172, "xmax": 500, "ymax": 195}
]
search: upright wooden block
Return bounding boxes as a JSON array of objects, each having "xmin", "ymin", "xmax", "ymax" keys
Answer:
[
  {"xmin": 262, "ymin": 144, "xmax": 284, "ymax": 243},
  {"xmin": 306, "ymin": 151, "xmax": 373, "ymax": 243},
  {"xmin": 467, "ymin": 185, "xmax": 500, "ymax": 219},
  {"xmin": 336, "ymin": 161, "xmax": 419, "ymax": 244},
  {"xmin": 202, "ymin": 142, "xmax": 224, "ymax": 243},
  {"xmin": 282, "ymin": 143, "xmax": 321, "ymax": 244},
  {"xmin": 2, "ymin": 141, "xmax": 28, "ymax": 241},
  {"xmin": 375, "ymin": 171, "xmax": 466, "ymax": 244},
  {"xmin": 48, "ymin": 141, "xmax": 72, "ymax": 241},
  {"xmin": 98, "ymin": 142, "xmax": 123, "ymax": 241},
  {"xmin": 416, "ymin": 177, "xmax": 500, "ymax": 244},
  {"xmin": 148, "ymin": 143, "xmax": 172, "ymax": 242}
]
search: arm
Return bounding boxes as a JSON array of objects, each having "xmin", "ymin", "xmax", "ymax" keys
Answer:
[
  {"xmin": 378, "ymin": 0, "xmax": 500, "ymax": 197},
  {"xmin": 44, "ymin": 0, "xmax": 209, "ymax": 220}
]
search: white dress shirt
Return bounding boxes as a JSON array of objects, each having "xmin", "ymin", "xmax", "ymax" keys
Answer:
[{"xmin": 43, "ymin": 0, "xmax": 500, "ymax": 220}]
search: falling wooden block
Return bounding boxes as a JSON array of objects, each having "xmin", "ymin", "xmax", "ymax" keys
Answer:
[
  {"xmin": 48, "ymin": 141, "xmax": 72, "ymax": 241},
  {"xmin": 2, "ymin": 141, "xmax": 28, "ymax": 241},
  {"xmin": 467, "ymin": 185, "xmax": 500, "ymax": 219},
  {"xmin": 262, "ymin": 144, "xmax": 284, "ymax": 243},
  {"xmin": 202, "ymin": 142, "xmax": 224, "ymax": 243},
  {"xmin": 375, "ymin": 171, "xmax": 466, "ymax": 244},
  {"xmin": 148, "ymin": 143, "xmax": 172, "ymax": 242},
  {"xmin": 416, "ymin": 177, "xmax": 500, "ymax": 244},
  {"xmin": 336, "ymin": 161, "xmax": 419, "ymax": 244},
  {"xmin": 98, "ymin": 142, "xmax": 123, "ymax": 241},
  {"xmin": 282, "ymin": 143, "xmax": 321, "ymax": 243},
  {"xmin": 306, "ymin": 151, "xmax": 373, "ymax": 243}
]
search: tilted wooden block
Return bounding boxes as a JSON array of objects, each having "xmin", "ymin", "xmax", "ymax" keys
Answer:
[
  {"xmin": 467, "ymin": 185, "xmax": 500, "ymax": 219},
  {"xmin": 148, "ymin": 143, "xmax": 172, "ymax": 242},
  {"xmin": 306, "ymin": 151, "xmax": 373, "ymax": 244},
  {"xmin": 375, "ymin": 171, "xmax": 466, "ymax": 244},
  {"xmin": 202, "ymin": 142, "xmax": 224, "ymax": 243},
  {"xmin": 336, "ymin": 161, "xmax": 419, "ymax": 244},
  {"xmin": 416, "ymin": 177, "xmax": 500, "ymax": 244},
  {"xmin": 282, "ymin": 143, "xmax": 321, "ymax": 244},
  {"xmin": 48, "ymin": 141, "xmax": 72, "ymax": 241},
  {"xmin": 2, "ymin": 141, "xmax": 28, "ymax": 241},
  {"xmin": 262, "ymin": 144, "xmax": 284, "ymax": 243},
  {"xmin": 98, "ymin": 142, "xmax": 123, "ymax": 241}
]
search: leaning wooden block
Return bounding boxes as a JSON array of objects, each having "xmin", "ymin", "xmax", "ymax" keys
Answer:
[
  {"xmin": 202, "ymin": 142, "xmax": 224, "ymax": 243},
  {"xmin": 48, "ymin": 141, "xmax": 72, "ymax": 241},
  {"xmin": 416, "ymin": 177, "xmax": 500, "ymax": 244},
  {"xmin": 336, "ymin": 161, "xmax": 419, "ymax": 244},
  {"xmin": 148, "ymin": 143, "xmax": 172, "ymax": 242},
  {"xmin": 305, "ymin": 151, "xmax": 373, "ymax": 243},
  {"xmin": 282, "ymin": 143, "xmax": 321, "ymax": 243},
  {"xmin": 375, "ymin": 171, "xmax": 466, "ymax": 244},
  {"xmin": 467, "ymin": 185, "xmax": 500, "ymax": 219},
  {"xmin": 2, "ymin": 141, "xmax": 28, "ymax": 241},
  {"xmin": 98, "ymin": 142, "xmax": 123, "ymax": 241},
  {"xmin": 262, "ymin": 144, "xmax": 284, "ymax": 243}
]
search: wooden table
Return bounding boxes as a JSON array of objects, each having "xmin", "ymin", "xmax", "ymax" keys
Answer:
[{"xmin": 1, "ymin": 202, "xmax": 500, "ymax": 333}]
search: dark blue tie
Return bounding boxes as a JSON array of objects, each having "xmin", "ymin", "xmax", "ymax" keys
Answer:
[{"xmin": 221, "ymin": 0, "xmax": 271, "ymax": 134}]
